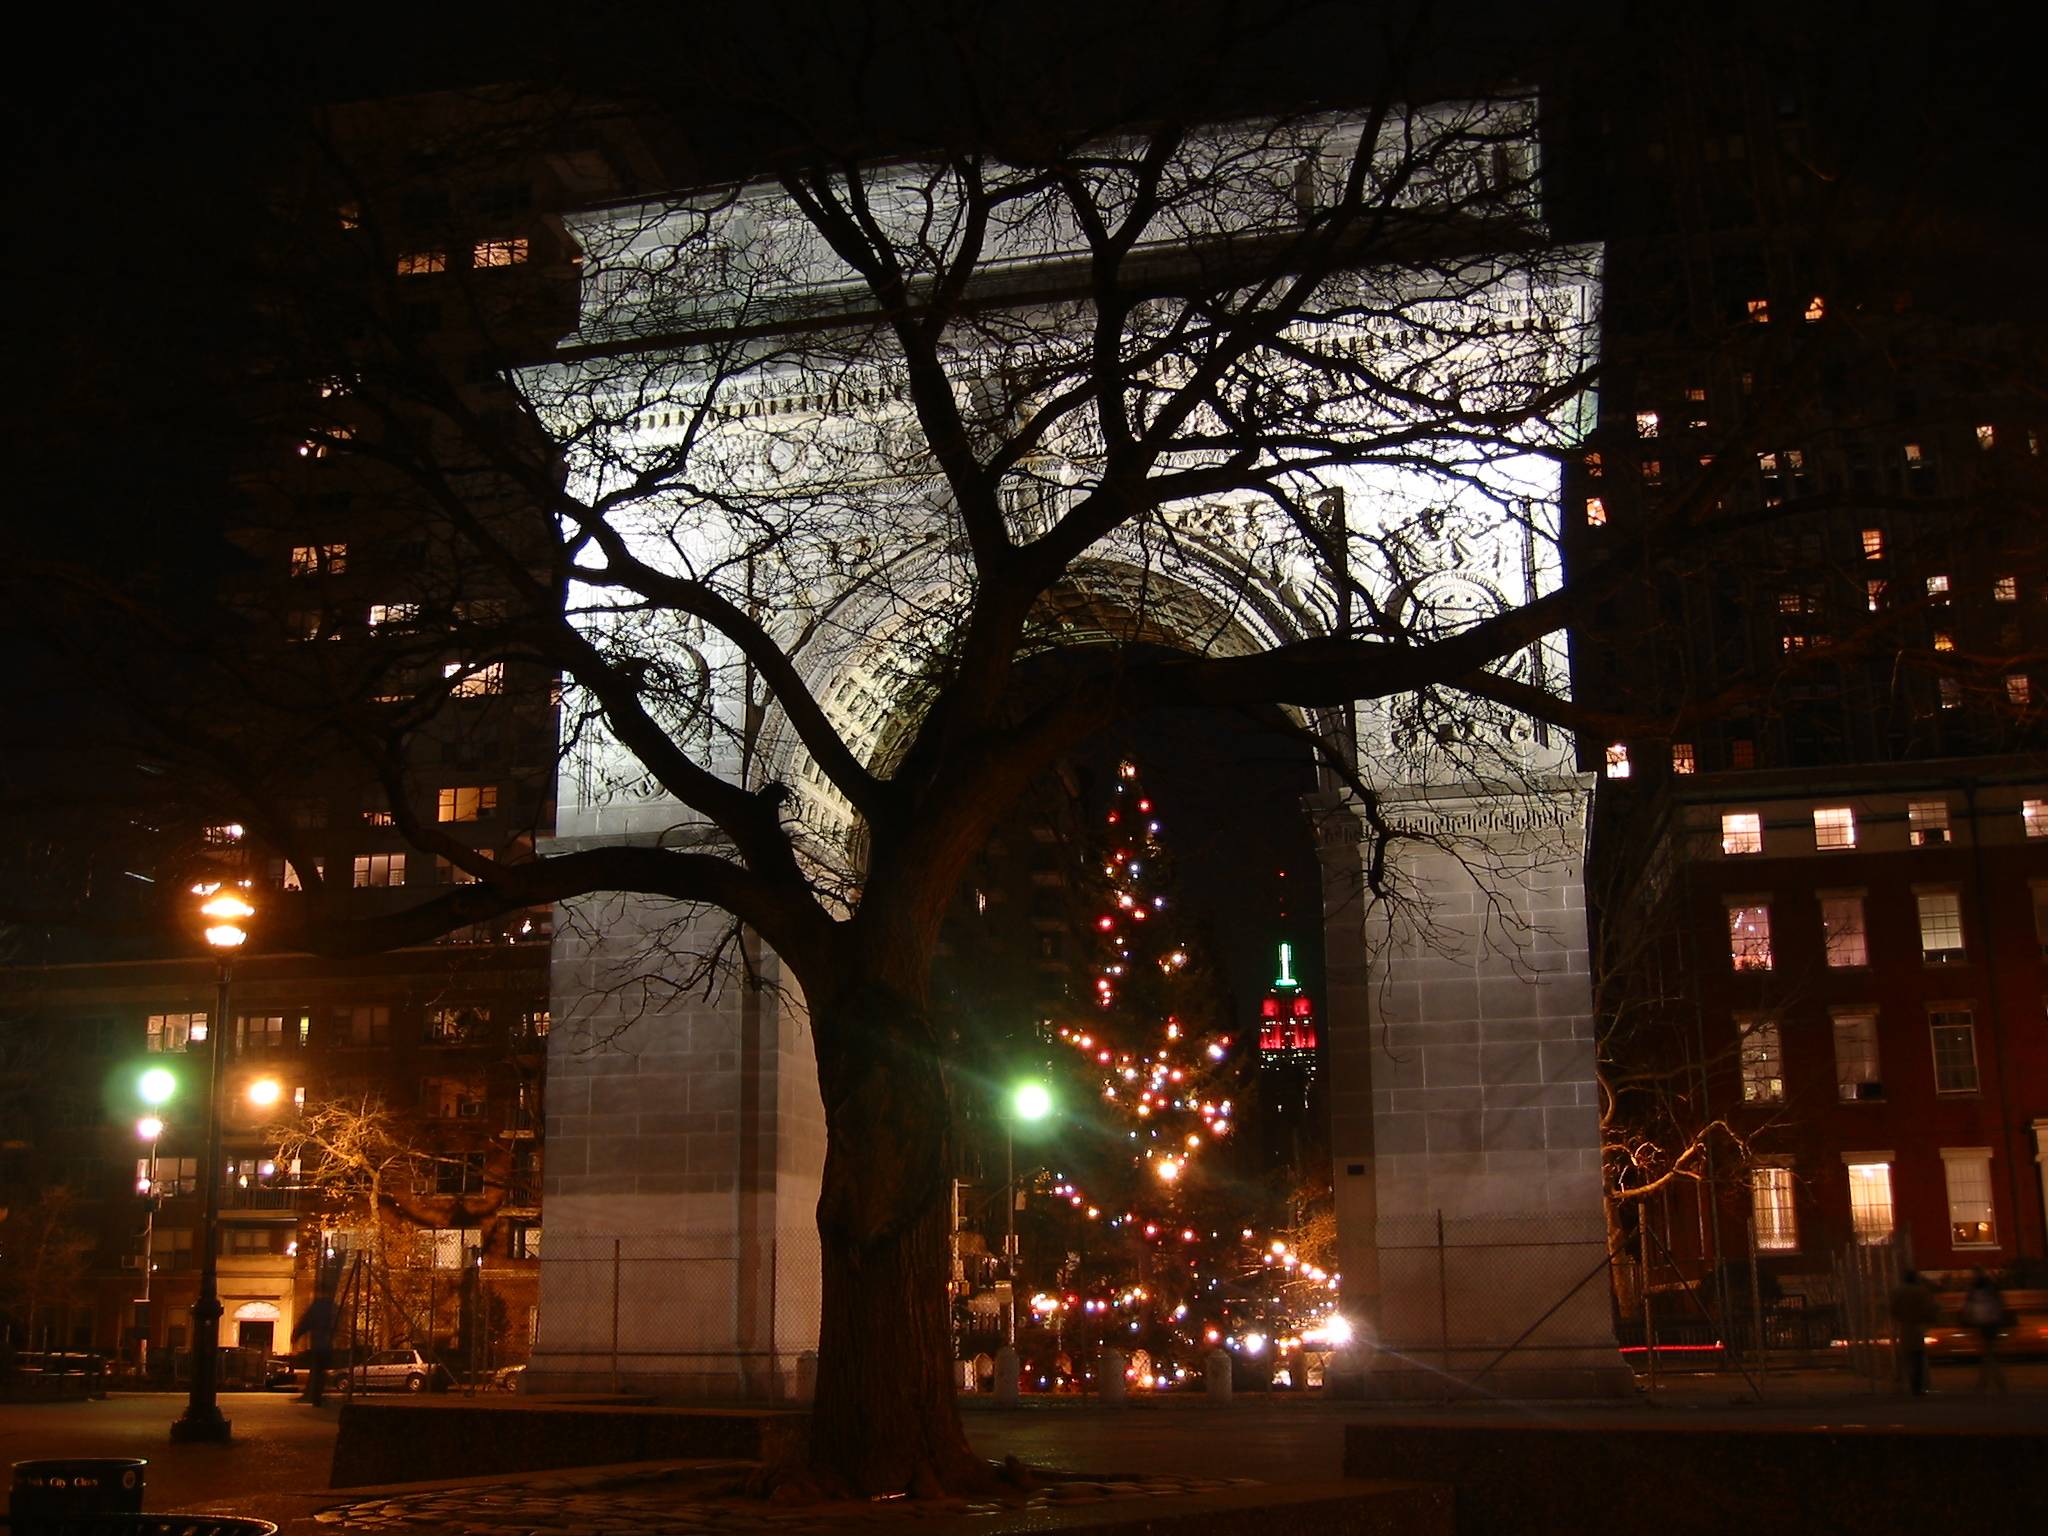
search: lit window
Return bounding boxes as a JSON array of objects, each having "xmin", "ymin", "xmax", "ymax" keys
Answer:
[
  {"xmin": 1908, "ymin": 800, "xmax": 1950, "ymax": 846},
  {"xmin": 1929, "ymin": 1009, "xmax": 1979, "ymax": 1093},
  {"xmin": 1975, "ymin": 424, "xmax": 1995, "ymax": 451},
  {"xmin": 1860, "ymin": 528, "xmax": 1885, "ymax": 559},
  {"xmin": 473, "ymin": 237, "xmax": 530, "ymax": 267},
  {"xmin": 1722, "ymin": 812, "xmax": 1763, "ymax": 855},
  {"xmin": 361, "ymin": 804, "xmax": 394, "ymax": 827},
  {"xmin": 445, "ymin": 662, "xmax": 506, "ymax": 697},
  {"xmin": 352, "ymin": 853, "xmax": 406, "ymax": 889},
  {"xmin": 1583, "ymin": 451, "xmax": 1603, "ymax": 479},
  {"xmin": 1671, "ymin": 743, "xmax": 1696, "ymax": 775},
  {"xmin": 1933, "ymin": 630, "xmax": 1955, "ymax": 653},
  {"xmin": 1942, "ymin": 1150, "xmax": 1998, "ymax": 1247},
  {"xmin": 147, "ymin": 1013, "xmax": 206, "ymax": 1053},
  {"xmin": 1729, "ymin": 905, "xmax": 1773, "ymax": 971},
  {"xmin": 276, "ymin": 858, "xmax": 321, "ymax": 892},
  {"xmin": 290, "ymin": 544, "xmax": 346, "ymax": 577},
  {"xmin": 1584, "ymin": 496, "xmax": 1607, "ymax": 527},
  {"xmin": 1813, "ymin": 807, "xmax": 1856, "ymax": 850},
  {"xmin": 1926, "ymin": 574, "xmax": 1950, "ymax": 601},
  {"xmin": 1832, "ymin": 1012, "xmax": 1880, "ymax": 1100},
  {"xmin": 1737, "ymin": 1014, "xmax": 1782, "ymax": 1098},
  {"xmin": 2025, "ymin": 799, "xmax": 2048, "ymax": 838},
  {"xmin": 1821, "ymin": 896, "xmax": 1868, "ymax": 967},
  {"xmin": 1635, "ymin": 410, "xmax": 1659, "ymax": 439},
  {"xmin": 368, "ymin": 603, "xmax": 420, "ymax": 629},
  {"xmin": 338, "ymin": 203, "xmax": 360, "ymax": 230},
  {"xmin": 203, "ymin": 822, "xmax": 245, "ymax": 846},
  {"xmin": 1641, "ymin": 459, "xmax": 1662, "ymax": 486},
  {"xmin": 1604, "ymin": 743, "xmax": 1631, "ymax": 778},
  {"xmin": 1731, "ymin": 739, "xmax": 1756, "ymax": 769},
  {"xmin": 1865, "ymin": 579, "xmax": 1887, "ymax": 612},
  {"xmin": 1916, "ymin": 892, "xmax": 1964, "ymax": 963},
  {"xmin": 396, "ymin": 250, "xmax": 447, "ymax": 276},
  {"xmin": 437, "ymin": 785, "xmax": 498, "ymax": 822},
  {"xmin": 1939, "ymin": 677, "xmax": 1962, "ymax": 710},
  {"xmin": 437, "ymin": 855, "xmax": 484, "ymax": 885},
  {"xmin": 1746, "ymin": 298, "xmax": 1770, "ymax": 323},
  {"xmin": 1904, "ymin": 442, "xmax": 1924, "ymax": 466},
  {"xmin": 2008, "ymin": 675, "xmax": 2032, "ymax": 706},
  {"xmin": 1685, "ymin": 386, "xmax": 1707, "ymax": 403},
  {"xmin": 1994, "ymin": 575, "xmax": 2018, "ymax": 602},
  {"xmin": 1846, "ymin": 1160, "xmax": 1895, "ymax": 1242},
  {"xmin": 1803, "ymin": 295, "xmax": 1824, "ymax": 322},
  {"xmin": 1751, "ymin": 1165, "xmax": 1798, "ymax": 1250}
]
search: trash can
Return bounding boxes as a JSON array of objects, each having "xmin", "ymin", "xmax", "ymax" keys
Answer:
[
  {"xmin": 9, "ymin": 1460, "xmax": 147, "ymax": 1526},
  {"xmin": 8, "ymin": 1517, "xmax": 274, "ymax": 1536}
]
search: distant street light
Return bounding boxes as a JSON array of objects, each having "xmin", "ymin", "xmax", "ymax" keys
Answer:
[
  {"xmin": 138, "ymin": 1067, "xmax": 176, "ymax": 1107},
  {"xmin": 171, "ymin": 884, "xmax": 253, "ymax": 1444},
  {"xmin": 135, "ymin": 1113, "xmax": 163, "ymax": 1371},
  {"xmin": 246, "ymin": 1077, "xmax": 282, "ymax": 1109},
  {"xmin": 1004, "ymin": 1081, "xmax": 1053, "ymax": 1348}
]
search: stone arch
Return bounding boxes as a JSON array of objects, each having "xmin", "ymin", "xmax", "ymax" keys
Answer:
[{"xmin": 756, "ymin": 548, "xmax": 1328, "ymax": 851}]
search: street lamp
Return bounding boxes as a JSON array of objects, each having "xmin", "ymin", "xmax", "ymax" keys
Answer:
[
  {"xmin": 993, "ymin": 1080, "xmax": 1052, "ymax": 1406},
  {"xmin": 135, "ymin": 1113, "xmax": 164, "ymax": 1371},
  {"xmin": 171, "ymin": 884, "xmax": 252, "ymax": 1444},
  {"xmin": 1003, "ymin": 1082, "xmax": 1053, "ymax": 1347}
]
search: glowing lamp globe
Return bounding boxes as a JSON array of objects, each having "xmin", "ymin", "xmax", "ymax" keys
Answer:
[
  {"xmin": 1012, "ymin": 1082, "xmax": 1053, "ymax": 1122},
  {"xmin": 247, "ymin": 1077, "xmax": 283, "ymax": 1109},
  {"xmin": 136, "ymin": 1115, "xmax": 165, "ymax": 1141},
  {"xmin": 138, "ymin": 1067, "xmax": 176, "ymax": 1106}
]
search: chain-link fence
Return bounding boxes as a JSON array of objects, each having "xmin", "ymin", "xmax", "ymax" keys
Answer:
[
  {"xmin": 322, "ymin": 1245, "xmax": 542, "ymax": 1394},
  {"xmin": 524, "ymin": 1231, "xmax": 820, "ymax": 1401},
  {"xmin": 1367, "ymin": 1209, "xmax": 1619, "ymax": 1398}
]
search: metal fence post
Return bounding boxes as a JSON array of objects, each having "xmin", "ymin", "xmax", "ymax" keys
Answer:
[
  {"xmin": 1640, "ymin": 1209, "xmax": 1657, "ymax": 1394},
  {"xmin": 1745, "ymin": 1212, "xmax": 1765, "ymax": 1392},
  {"xmin": 610, "ymin": 1237, "xmax": 622, "ymax": 1393},
  {"xmin": 1436, "ymin": 1209, "xmax": 1450, "ymax": 1401}
]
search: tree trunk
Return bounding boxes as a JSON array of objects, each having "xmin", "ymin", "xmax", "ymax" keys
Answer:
[{"xmin": 807, "ymin": 973, "xmax": 987, "ymax": 1496}]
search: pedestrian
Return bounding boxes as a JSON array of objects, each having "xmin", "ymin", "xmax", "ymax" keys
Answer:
[
  {"xmin": 292, "ymin": 1292, "xmax": 337, "ymax": 1406},
  {"xmin": 1963, "ymin": 1268, "xmax": 2008, "ymax": 1393},
  {"xmin": 1887, "ymin": 1268, "xmax": 1939, "ymax": 1396}
]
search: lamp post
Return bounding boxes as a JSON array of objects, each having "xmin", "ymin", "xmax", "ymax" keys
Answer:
[
  {"xmin": 171, "ymin": 886, "xmax": 253, "ymax": 1444},
  {"xmin": 1003, "ymin": 1081, "xmax": 1054, "ymax": 1347},
  {"xmin": 991, "ymin": 1080, "xmax": 1053, "ymax": 1405},
  {"xmin": 134, "ymin": 1081, "xmax": 169, "ymax": 1374}
]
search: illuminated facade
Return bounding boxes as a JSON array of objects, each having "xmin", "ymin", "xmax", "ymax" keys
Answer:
[
  {"xmin": 1561, "ymin": 31, "xmax": 2048, "ymax": 1318},
  {"xmin": 523, "ymin": 101, "xmax": 1624, "ymax": 1398},
  {"xmin": 1256, "ymin": 942, "xmax": 1323, "ymax": 1180}
]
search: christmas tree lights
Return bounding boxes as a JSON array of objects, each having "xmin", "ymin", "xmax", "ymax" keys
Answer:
[{"xmin": 1019, "ymin": 760, "xmax": 1343, "ymax": 1389}]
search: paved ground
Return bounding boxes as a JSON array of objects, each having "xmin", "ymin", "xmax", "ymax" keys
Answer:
[
  {"xmin": 3, "ymin": 1364, "xmax": 2044, "ymax": 1526},
  {"xmin": 0, "ymin": 1391, "xmax": 341, "ymax": 1528}
]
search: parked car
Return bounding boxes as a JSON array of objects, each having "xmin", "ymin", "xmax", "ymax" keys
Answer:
[
  {"xmin": 265, "ymin": 1355, "xmax": 300, "ymax": 1392},
  {"xmin": 1924, "ymin": 1288, "xmax": 2048, "ymax": 1359},
  {"xmin": 342, "ymin": 1347, "xmax": 454, "ymax": 1393}
]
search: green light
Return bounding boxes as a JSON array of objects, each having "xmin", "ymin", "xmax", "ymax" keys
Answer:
[
  {"xmin": 1274, "ymin": 942, "xmax": 1297, "ymax": 989},
  {"xmin": 1012, "ymin": 1082, "xmax": 1053, "ymax": 1121},
  {"xmin": 138, "ymin": 1067, "xmax": 176, "ymax": 1106}
]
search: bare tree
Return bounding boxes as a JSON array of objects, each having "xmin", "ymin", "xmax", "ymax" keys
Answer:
[
  {"xmin": 17, "ymin": 7, "xmax": 2016, "ymax": 1492},
  {"xmin": 0, "ymin": 1188, "xmax": 96, "ymax": 1348}
]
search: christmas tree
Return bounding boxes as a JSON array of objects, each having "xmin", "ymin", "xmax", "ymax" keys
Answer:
[{"xmin": 1019, "ymin": 759, "xmax": 1346, "ymax": 1390}]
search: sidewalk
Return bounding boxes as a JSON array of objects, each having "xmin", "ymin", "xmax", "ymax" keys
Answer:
[{"xmin": 6, "ymin": 1369, "xmax": 2040, "ymax": 1533}]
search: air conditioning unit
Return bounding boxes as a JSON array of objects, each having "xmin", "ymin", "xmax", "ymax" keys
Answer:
[{"xmin": 458, "ymin": 1101, "xmax": 484, "ymax": 1118}]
